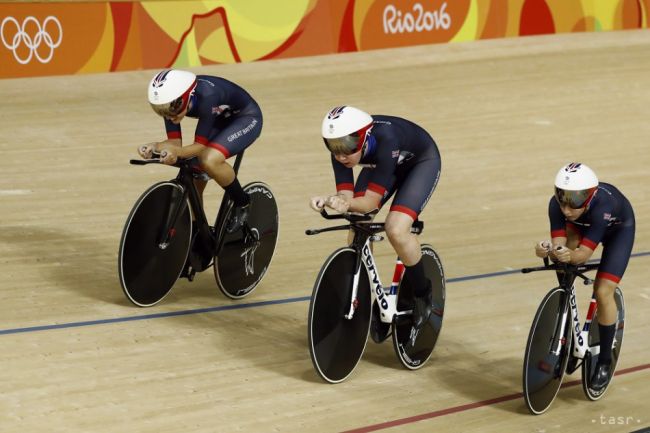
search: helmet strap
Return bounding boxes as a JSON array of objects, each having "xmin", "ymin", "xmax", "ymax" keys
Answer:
[
  {"xmin": 362, "ymin": 132, "xmax": 376, "ymax": 157},
  {"xmin": 356, "ymin": 124, "xmax": 373, "ymax": 153},
  {"xmin": 187, "ymin": 92, "xmax": 196, "ymax": 112},
  {"xmin": 179, "ymin": 80, "xmax": 197, "ymax": 113},
  {"xmin": 582, "ymin": 188, "xmax": 598, "ymax": 209}
]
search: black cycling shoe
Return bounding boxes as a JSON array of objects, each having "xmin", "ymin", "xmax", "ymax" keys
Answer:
[
  {"xmin": 225, "ymin": 203, "xmax": 250, "ymax": 234},
  {"xmin": 412, "ymin": 290, "xmax": 433, "ymax": 330},
  {"xmin": 590, "ymin": 361, "xmax": 612, "ymax": 392}
]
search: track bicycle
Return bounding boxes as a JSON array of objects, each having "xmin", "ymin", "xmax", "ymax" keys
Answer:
[
  {"xmin": 306, "ymin": 209, "xmax": 445, "ymax": 383},
  {"xmin": 521, "ymin": 257, "xmax": 625, "ymax": 414},
  {"xmin": 118, "ymin": 151, "xmax": 279, "ymax": 306}
]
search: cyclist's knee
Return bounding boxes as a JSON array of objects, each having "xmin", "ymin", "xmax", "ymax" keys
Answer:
[
  {"xmin": 385, "ymin": 219, "xmax": 409, "ymax": 243},
  {"xmin": 386, "ymin": 209, "xmax": 415, "ymax": 234},
  {"xmin": 594, "ymin": 277, "xmax": 617, "ymax": 302},
  {"xmin": 386, "ymin": 228, "xmax": 406, "ymax": 248},
  {"xmin": 200, "ymin": 147, "xmax": 227, "ymax": 167}
]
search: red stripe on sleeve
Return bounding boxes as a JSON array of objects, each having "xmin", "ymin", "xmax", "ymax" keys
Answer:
[
  {"xmin": 336, "ymin": 183, "xmax": 354, "ymax": 192},
  {"xmin": 367, "ymin": 182, "xmax": 386, "ymax": 196},
  {"xmin": 551, "ymin": 229, "xmax": 566, "ymax": 238},
  {"xmin": 167, "ymin": 131, "xmax": 181, "ymax": 139},
  {"xmin": 194, "ymin": 135, "xmax": 208, "ymax": 145},
  {"xmin": 580, "ymin": 238, "xmax": 597, "ymax": 250}
]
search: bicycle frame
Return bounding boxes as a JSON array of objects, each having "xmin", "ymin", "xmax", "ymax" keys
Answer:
[
  {"xmin": 523, "ymin": 260, "xmax": 601, "ymax": 363},
  {"xmin": 346, "ymin": 237, "xmax": 406, "ymax": 323},
  {"xmin": 131, "ymin": 152, "xmax": 244, "ymax": 260},
  {"xmin": 306, "ymin": 209, "xmax": 424, "ymax": 323},
  {"xmin": 553, "ymin": 284, "xmax": 599, "ymax": 360}
]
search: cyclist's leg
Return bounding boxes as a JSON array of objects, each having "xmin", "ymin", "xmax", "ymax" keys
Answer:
[
  {"xmin": 591, "ymin": 223, "xmax": 634, "ymax": 390},
  {"xmin": 198, "ymin": 110, "xmax": 263, "ymax": 231},
  {"xmin": 385, "ymin": 211, "xmax": 421, "ymax": 265},
  {"xmin": 386, "ymin": 210, "xmax": 430, "ymax": 328},
  {"xmin": 386, "ymin": 158, "xmax": 440, "ymax": 328}
]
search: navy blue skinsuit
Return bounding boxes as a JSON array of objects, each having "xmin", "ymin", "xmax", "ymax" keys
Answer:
[
  {"xmin": 332, "ymin": 115, "xmax": 441, "ymax": 220},
  {"xmin": 164, "ymin": 75, "xmax": 262, "ymax": 159},
  {"xmin": 549, "ymin": 182, "xmax": 635, "ymax": 283}
]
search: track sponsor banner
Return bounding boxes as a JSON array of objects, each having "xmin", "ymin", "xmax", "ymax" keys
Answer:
[{"xmin": 1, "ymin": 0, "xmax": 648, "ymax": 78}]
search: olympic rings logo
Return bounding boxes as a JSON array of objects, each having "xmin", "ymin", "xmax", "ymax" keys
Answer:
[{"xmin": 1, "ymin": 16, "xmax": 63, "ymax": 65}]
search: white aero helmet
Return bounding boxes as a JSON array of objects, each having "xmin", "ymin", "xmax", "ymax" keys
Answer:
[
  {"xmin": 321, "ymin": 106, "xmax": 373, "ymax": 155},
  {"xmin": 148, "ymin": 69, "xmax": 197, "ymax": 117},
  {"xmin": 554, "ymin": 162, "xmax": 599, "ymax": 209}
]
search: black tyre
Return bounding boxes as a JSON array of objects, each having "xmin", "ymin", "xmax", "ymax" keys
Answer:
[
  {"xmin": 392, "ymin": 244, "xmax": 445, "ymax": 370},
  {"xmin": 214, "ymin": 182, "xmax": 279, "ymax": 299},
  {"xmin": 308, "ymin": 248, "xmax": 372, "ymax": 383},
  {"xmin": 118, "ymin": 182, "xmax": 191, "ymax": 307},
  {"xmin": 523, "ymin": 288, "xmax": 572, "ymax": 415},
  {"xmin": 582, "ymin": 287, "xmax": 625, "ymax": 400}
]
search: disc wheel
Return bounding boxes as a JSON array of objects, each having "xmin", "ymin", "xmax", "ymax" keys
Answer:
[
  {"xmin": 392, "ymin": 244, "xmax": 445, "ymax": 369},
  {"xmin": 214, "ymin": 182, "xmax": 279, "ymax": 299},
  {"xmin": 308, "ymin": 248, "xmax": 371, "ymax": 383},
  {"xmin": 118, "ymin": 182, "xmax": 191, "ymax": 307},
  {"xmin": 523, "ymin": 288, "xmax": 572, "ymax": 415}
]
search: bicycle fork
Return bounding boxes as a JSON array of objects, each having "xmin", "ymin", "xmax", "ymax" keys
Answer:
[
  {"xmin": 157, "ymin": 185, "xmax": 188, "ymax": 249},
  {"xmin": 344, "ymin": 242, "xmax": 366, "ymax": 320}
]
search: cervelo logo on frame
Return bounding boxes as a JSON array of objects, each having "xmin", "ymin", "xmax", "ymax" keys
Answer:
[
  {"xmin": 1, "ymin": 16, "xmax": 63, "ymax": 65},
  {"xmin": 383, "ymin": 2, "xmax": 451, "ymax": 34}
]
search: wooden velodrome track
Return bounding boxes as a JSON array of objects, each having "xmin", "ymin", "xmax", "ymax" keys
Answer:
[{"xmin": 1, "ymin": 30, "xmax": 649, "ymax": 433}]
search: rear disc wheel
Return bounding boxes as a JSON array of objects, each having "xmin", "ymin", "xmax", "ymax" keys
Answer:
[{"xmin": 214, "ymin": 182, "xmax": 279, "ymax": 299}]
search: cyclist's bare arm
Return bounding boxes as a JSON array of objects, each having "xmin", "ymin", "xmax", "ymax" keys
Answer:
[{"xmin": 348, "ymin": 190, "xmax": 381, "ymax": 214}]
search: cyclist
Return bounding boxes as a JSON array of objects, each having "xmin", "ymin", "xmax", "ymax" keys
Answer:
[
  {"xmin": 535, "ymin": 162, "xmax": 635, "ymax": 392},
  {"xmin": 310, "ymin": 106, "xmax": 441, "ymax": 331},
  {"xmin": 138, "ymin": 69, "xmax": 263, "ymax": 233}
]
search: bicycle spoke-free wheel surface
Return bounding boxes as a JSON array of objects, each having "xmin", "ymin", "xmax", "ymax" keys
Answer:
[
  {"xmin": 308, "ymin": 248, "xmax": 372, "ymax": 383},
  {"xmin": 214, "ymin": 182, "xmax": 279, "ymax": 299},
  {"xmin": 119, "ymin": 182, "xmax": 191, "ymax": 307},
  {"xmin": 523, "ymin": 288, "xmax": 572, "ymax": 415},
  {"xmin": 392, "ymin": 245, "xmax": 445, "ymax": 370},
  {"xmin": 582, "ymin": 287, "xmax": 625, "ymax": 400}
]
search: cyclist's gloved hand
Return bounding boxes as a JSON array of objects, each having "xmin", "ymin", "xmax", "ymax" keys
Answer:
[
  {"xmin": 159, "ymin": 149, "xmax": 178, "ymax": 165},
  {"xmin": 325, "ymin": 195, "xmax": 350, "ymax": 214},
  {"xmin": 138, "ymin": 143, "xmax": 156, "ymax": 159},
  {"xmin": 535, "ymin": 240, "xmax": 551, "ymax": 258},
  {"xmin": 552, "ymin": 245, "xmax": 571, "ymax": 263},
  {"xmin": 310, "ymin": 196, "xmax": 327, "ymax": 212}
]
